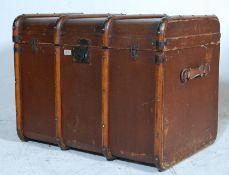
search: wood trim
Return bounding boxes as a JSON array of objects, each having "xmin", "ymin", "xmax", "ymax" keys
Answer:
[
  {"xmin": 101, "ymin": 48, "xmax": 113, "ymax": 159},
  {"xmin": 154, "ymin": 63, "xmax": 165, "ymax": 168},
  {"xmin": 154, "ymin": 18, "xmax": 168, "ymax": 170},
  {"xmin": 101, "ymin": 17, "xmax": 113, "ymax": 159},
  {"xmin": 54, "ymin": 15, "xmax": 69, "ymax": 150},
  {"xmin": 54, "ymin": 16, "xmax": 69, "ymax": 150},
  {"xmin": 14, "ymin": 43, "xmax": 27, "ymax": 141},
  {"xmin": 54, "ymin": 46, "xmax": 69, "ymax": 150}
]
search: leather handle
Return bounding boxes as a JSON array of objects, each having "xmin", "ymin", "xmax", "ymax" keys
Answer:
[{"xmin": 180, "ymin": 63, "xmax": 210, "ymax": 83}]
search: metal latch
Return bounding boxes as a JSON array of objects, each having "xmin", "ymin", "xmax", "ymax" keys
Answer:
[
  {"xmin": 130, "ymin": 45, "xmax": 138, "ymax": 61},
  {"xmin": 72, "ymin": 39, "xmax": 90, "ymax": 64},
  {"xmin": 30, "ymin": 38, "xmax": 39, "ymax": 51}
]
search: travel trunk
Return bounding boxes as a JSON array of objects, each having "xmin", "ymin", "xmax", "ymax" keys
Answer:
[{"xmin": 13, "ymin": 14, "xmax": 220, "ymax": 170}]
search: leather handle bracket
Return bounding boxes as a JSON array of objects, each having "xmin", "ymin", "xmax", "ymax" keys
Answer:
[{"xmin": 180, "ymin": 63, "xmax": 210, "ymax": 83}]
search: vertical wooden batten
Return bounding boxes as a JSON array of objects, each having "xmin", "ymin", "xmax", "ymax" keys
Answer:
[
  {"xmin": 154, "ymin": 18, "xmax": 167, "ymax": 170},
  {"xmin": 13, "ymin": 15, "xmax": 27, "ymax": 141},
  {"xmin": 101, "ymin": 16, "xmax": 114, "ymax": 160},
  {"xmin": 14, "ymin": 43, "xmax": 27, "ymax": 141},
  {"xmin": 54, "ymin": 15, "xmax": 69, "ymax": 150}
]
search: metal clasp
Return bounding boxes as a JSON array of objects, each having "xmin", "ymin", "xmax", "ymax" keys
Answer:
[
  {"xmin": 72, "ymin": 39, "xmax": 90, "ymax": 64},
  {"xmin": 130, "ymin": 45, "xmax": 138, "ymax": 61},
  {"xmin": 30, "ymin": 38, "xmax": 39, "ymax": 52}
]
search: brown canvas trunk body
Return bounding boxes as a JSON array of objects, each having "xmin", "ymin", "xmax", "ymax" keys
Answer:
[{"xmin": 13, "ymin": 14, "xmax": 220, "ymax": 170}]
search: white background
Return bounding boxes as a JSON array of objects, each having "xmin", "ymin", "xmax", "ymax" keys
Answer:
[{"xmin": 0, "ymin": 0, "xmax": 228, "ymax": 175}]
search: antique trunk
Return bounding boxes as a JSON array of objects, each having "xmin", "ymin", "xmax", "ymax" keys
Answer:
[{"xmin": 13, "ymin": 14, "xmax": 220, "ymax": 170}]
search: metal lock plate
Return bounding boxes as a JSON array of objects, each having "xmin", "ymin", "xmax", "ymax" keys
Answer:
[{"xmin": 72, "ymin": 39, "xmax": 90, "ymax": 64}]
